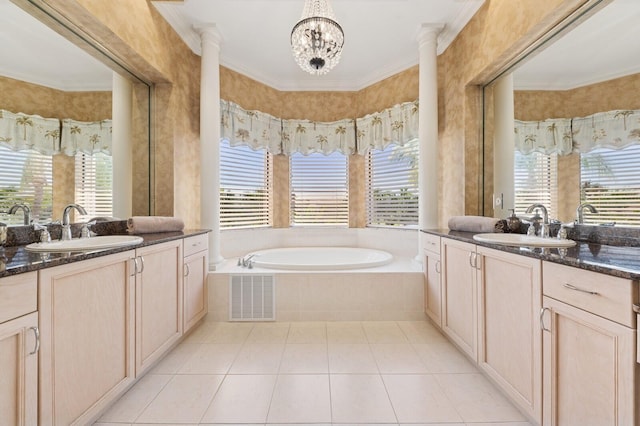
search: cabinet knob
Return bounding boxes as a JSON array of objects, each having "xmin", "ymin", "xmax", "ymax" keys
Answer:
[
  {"xmin": 29, "ymin": 326, "xmax": 40, "ymax": 355},
  {"xmin": 184, "ymin": 264, "xmax": 190, "ymax": 277}
]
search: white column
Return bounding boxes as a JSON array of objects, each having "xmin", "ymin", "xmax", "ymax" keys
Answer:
[
  {"xmin": 493, "ymin": 73, "xmax": 515, "ymax": 217},
  {"xmin": 112, "ymin": 72, "xmax": 133, "ymax": 219},
  {"xmin": 197, "ymin": 24, "xmax": 223, "ymax": 269},
  {"xmin": 417, "ymin": 24, "xmax": 443, "ymax": 259}
]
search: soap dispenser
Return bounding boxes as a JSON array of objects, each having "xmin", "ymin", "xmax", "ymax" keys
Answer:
[{"xmin": 506, "ymin": 209, "xmax": 522, "ymax": 233}]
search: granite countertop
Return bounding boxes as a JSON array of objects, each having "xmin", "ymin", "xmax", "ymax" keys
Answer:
[
  {"xmin": 0, "ymin": 229, "xmax": 209, "ymax": 279},
  {"xmin": 422, "ymin": 229, "xmax": 640, "ymax": 281}
]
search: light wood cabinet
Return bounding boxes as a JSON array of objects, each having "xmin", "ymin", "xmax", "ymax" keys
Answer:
[
  {"xmin": 39, "ymin": 251, "xmax": 135, "ymax": 425},
  {"xmin": 183, "ymin": 235, "xmax": 209, "ymax": 333},
  {"xmin": 422, "ymin": 233, "xmax": 442, "ymax": 326},
  {"xmin": 134, "ymin": 239, "xmax": 183, "ymax": 376},
  {"xmin": 477, "ymin": 246, "xmax": 542, "ymax": 424},
  {"xmin": 441, "ymin": 238, "xmax": 478, "ymax": 361}
]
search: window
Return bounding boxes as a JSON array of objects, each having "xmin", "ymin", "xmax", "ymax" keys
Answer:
[
  {"xmin": 514, "ymin": 151, "xmax": 558, "ymax": 219},
  {"xmin": 366, "ymin": 141, "xmax": 419, "ymax": 227},
  {"xmin": 580, "ymin": 145, "xmax": 640, "ymax": 226},
  {"xmin": 74, "ymin": 152, "xmax": 113, "ymax": 222},
  {"xmin": 290, "ymin": 151, "xmax": 348, "ymax": 226},
  {"xmin": 0, "ymin": 145, "xmax": 53, "ymax": 225},
  {"xmin": 220, "ymin": 140, "xmax": 272, "ymax": 229}
]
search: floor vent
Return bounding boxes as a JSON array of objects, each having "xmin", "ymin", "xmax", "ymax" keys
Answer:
[{"xmin": 229, "ymin": 275, "xmax": 276, "ymax": 321}]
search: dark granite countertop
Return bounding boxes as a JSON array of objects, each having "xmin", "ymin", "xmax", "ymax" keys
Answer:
[
  {"xmin": 422, "ymin": 229, "xmax": 640, "ymax": 281},
  {"xmin": 0, "ymin": 229, "xmax": 209, "ymax": 279}
]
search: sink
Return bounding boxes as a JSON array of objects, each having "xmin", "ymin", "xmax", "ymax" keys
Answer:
[
  {"xmin": 472, "ymin": 233, "xmax": 576, "ymax": 248},
  {"xmin": 25, "ymin": 235, "xmax": 143, "ymax": 253}
]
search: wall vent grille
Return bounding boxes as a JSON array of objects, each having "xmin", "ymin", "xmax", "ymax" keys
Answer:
[{"xmin": 229, "ymin": 275, "xmax": 276, "ymax": 321}]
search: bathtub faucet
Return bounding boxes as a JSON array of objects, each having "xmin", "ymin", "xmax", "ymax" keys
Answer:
[{"xmin": 237, "ymin": 254, "xmax": 256, "ymax": 268}]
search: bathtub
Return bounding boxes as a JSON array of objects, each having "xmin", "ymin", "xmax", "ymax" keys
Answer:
[{"xmin": 249, "ymin": 247, "xmax": 393, "ymax": 270}]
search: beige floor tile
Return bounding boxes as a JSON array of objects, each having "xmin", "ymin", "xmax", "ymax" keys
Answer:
[
  {"xmin": 135, "ymin": 375, "xmax": 223, "ymax": 424},
  {"xmin": 436, "ymin": 373, "xmax": 527, "ymax": 423},
  {"xmin": 330, "ymin": 374, "xmax": 397, "ymax": 423},
  {"xmin": 287, "ymin": 322, "xmax": 327, "ymax": 343},
  {"xmin": 464, "ymin": 423, "xmax": 532, "ymax": 426},
  {"xmin": 267, "ymin": 375, "xmax": 332, "ymax": 423},
  {"xmin": 182, "ymin": 321, "xmax": 219, "ymax": 344},
  {"xmin": 200, "ymin": 375, "xmax": 277, "ymax": 423},
  {"xmin": 177, "ymin": 343, "xmax": 242, "ymax": 374},
  {"xmin": 228, "ymin": 343, "xmax": 285, "ymax": 374},
  {"xmin": 328, "ymin": 343, "xmax": 379, "ymax": 374},
  {"xmin": 204, "ymin": 322, "xmax": 254, "ymax": 343},
  {"xmin": 279, "ymin": 344, "xmax": 329, "ymax": 374},
  {"xmin": 370, "ymin": 344, "xmax": 429, "ymax": 374},
  {"xmin": 326, "ymin": 322, "xmax": 367, "ymax": 343},
  {"xmin": 148, "ymin": 343, "xmax": 201, "ymax": 375},
  {"xmin": 382, "ymin": 374, "xmax": 463, "ymax": 423},
  {"xmin": 92, "ymin": 423, "xmax": 132, "ymax": 426},
  {"xmin": 245, "ymin": 322, "xmax": 290, "ymax": 343},
  {"xmin": 396, "ymin": 320, "xmax": 448, "ymax": 344},
  {"xmin": 98, "ymin": 374, "xmax": 171, "ymax": 423},
  {"xmin": 413, "ymin": 341, "xmax": 478, "ymax": 373},
  {"xmin": 362, "ymin": 321, "xmax": 408, "ymax": 343}
]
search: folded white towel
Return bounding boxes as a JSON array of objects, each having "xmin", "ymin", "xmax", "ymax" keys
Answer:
[
  {"xmin": 447, "ymin": 216, "xmax": 500, "ymax": 233},
  {"xmin": 127, "ymin": 216, "xmax": 184, "ymax": 234}
]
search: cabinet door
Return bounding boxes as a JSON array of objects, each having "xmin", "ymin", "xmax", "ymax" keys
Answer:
[
  {"xmin": 441, "ymin": 238, "xmax": 478, "ymax": 361},
  {"xmin": 0, "ymin": 312, "xmax": 38, "ymax": 426},
  {"xmin": 135, "ymin": 239, "xmax": 183, "ymax": 375},
  {"xmin": 423, "ymin": 251, "xmax": 442, "ymax": 327},
  {"xmin": 39, "ymin": 251, "xmax": 135, "ymax": 425},
  {"xmin": 477, "ymin": 246, "xmax": 542, "ymax": 424},
  {"xmin": 183, "ymin": 248, "xmax": 208, "ymax": 333},
  {"xmin": 542, "ymin": 296, "xmax": 637, "ymax": 426}
]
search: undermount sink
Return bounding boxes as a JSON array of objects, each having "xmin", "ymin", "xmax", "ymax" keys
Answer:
[
  {"xmin": 25, "ymin": 235, "xmax": 143, "ymax": 253},
  {"xmin": 472, "ymin": 233, "xmax": 576, "ymax": 248}
]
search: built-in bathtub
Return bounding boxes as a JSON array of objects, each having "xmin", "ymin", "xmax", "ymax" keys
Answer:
[{"xmin": 249, "ymin": 247, "xmax": 393, "ymax": 270}]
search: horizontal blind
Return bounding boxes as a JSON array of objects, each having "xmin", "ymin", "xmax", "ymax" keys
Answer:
[
  {"xmin": 581, "ymin": 145, "xmax": 640, "ymax": 226},
  {"xmin": 290, "ymin": 151, "xmax": 348, "ymax": 226},
  {"xmin": 74, "ymin": 152, "xmax": 113, "ymax": 222},
  {"xmin": 0, "ymin": 145, "xmax": 53, "ymax": 224},
  {"xmin": 366, "ymin": 142, "xmax": 419, "ymax": 227},
  {"xmin": 220, "ymin": 140, "xmax": 272, "ymax": 229},
  {"xmin": 514, "ymin": 151, "xmax": 558, "ymax": 219}
]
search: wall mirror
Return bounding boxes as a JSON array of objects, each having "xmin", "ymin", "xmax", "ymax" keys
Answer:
[
  {"xmin": 483, "ymin": 0, "xmax": 640, "ymax": 228},
  {"xmin": 0, "ymin": 0, "xmax": 151, "ymax": 226}
]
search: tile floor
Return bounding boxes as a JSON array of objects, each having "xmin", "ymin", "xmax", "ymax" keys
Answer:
[{"xmin": 94, "ymin": 320, "xmax": 532, "ymax": 426}]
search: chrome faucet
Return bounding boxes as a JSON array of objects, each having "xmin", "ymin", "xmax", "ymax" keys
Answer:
[
  {"xmin": 525, "ymin": 203, "xmax": 549, "ymax": 237},
  {"xmin": 8, "ymin": 203, "xmax": 31, "ymax": 225},
  {"xmin": 576, "ymin": 203, "xmax": 598, "ymax": 224},
  {"xmin": 61, "ymin": 204, "xmax": 87, "ymax": 240}
]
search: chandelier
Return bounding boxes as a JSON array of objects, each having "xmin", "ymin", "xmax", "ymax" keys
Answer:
[{"xmin": 290, "ymin": 0, "xmax": 344, "ymax": 75}]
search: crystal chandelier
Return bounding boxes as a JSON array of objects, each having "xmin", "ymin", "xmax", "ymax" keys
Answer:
[{"xmin": 290, "ymin": 0, "xmax": 344, "ymax": 75}]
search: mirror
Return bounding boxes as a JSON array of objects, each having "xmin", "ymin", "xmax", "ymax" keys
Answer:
[
  {"xmin": 0, "ymin": 0, "xmax": 150, "ymax": 226},
  {"xmin": 483, "ymin": 0, "xmax": 640, "ymax": 227}
]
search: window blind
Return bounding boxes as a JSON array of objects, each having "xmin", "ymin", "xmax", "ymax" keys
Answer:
[
  {"xmin": 366, "ymin": 142, "xmax": 419, "ymax": 227},
  {"xmin": 0, "ymin": 146, "xmax": 53, "ymax": 224},
  {"xmin": 581, "ymin": 145, "xmax": 640, "ymax": 226},
  {"xmin": 514, "ymin": 151, "xmax": 558, "ymax": 219},
  {"xmin": 74, "ymin": 152, "xmax": 113, "ymax": 222},
  {"xmin": 290, "ymin": 151, "xmax": 348, "ymax": 226},
  {"xmin": 220, "ymin": 140, "xmax": 272, "ymax": 229}
]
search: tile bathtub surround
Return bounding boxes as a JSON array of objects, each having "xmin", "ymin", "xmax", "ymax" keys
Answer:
[{"xmin": 95, "ymin": 320, "xmax": 532, "ymax": 426}]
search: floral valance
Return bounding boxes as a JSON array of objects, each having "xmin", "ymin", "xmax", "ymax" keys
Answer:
[
  {"xmin": 572, "ymin": 110, "xmax": 640, "ymax": 153},
  {"xmin": 0, "ymin": 109, "xmax": 61, "ymax": 155},
  {"xmin": 220, "ymin": 100, "xmax": 283, "ymax": 154},
  {"xmin": 356, "ymin": 101, "xmax": 419, "ymax": 154},
  {"xmin": 514, "ymin": 118, "xmax": 573, "ymax": 156},
  {"xmin": 281, "ymin": 118, "xmax": 356, "ymax": 155},
  {"xmin": 61, "ymin": 119, "xmax": 113, "ymax": 156}
]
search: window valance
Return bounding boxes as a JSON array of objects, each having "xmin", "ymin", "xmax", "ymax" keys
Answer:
[
  {"xmin": 220, "ymin": 100, "xmax": 282, "ymax": 154},
  {"xmin": 0, "ymin": 110, "xmax": 61, "ymax": 155},
  {"xmin": 572, "ymin": 110, "xmax": 640, "ymax": 153},
  {"xmin": 281, "ymin": 118, "xmax": 356, "ymax": 155},
  {"xmin": 61, "ymin": 119, "xmax": 112, "ymax": 156},
  {"xmin": 356, "ymin": 101, "xmax": 419, "ymax": 154},
  {"xmin": 514, "ymin": 118, "xmax": 573, "ymax": 156}
]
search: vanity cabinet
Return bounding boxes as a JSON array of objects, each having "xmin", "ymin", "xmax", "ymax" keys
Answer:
[
  {"xmin": 441, "ymin": 238, "xmax": 478, "ymax": 361},
  {"xmin": 421, "ymin": 233, "xmax": 442, "ymax": 326},
  {"xmin": 134, "ymin": 239, "xmax": 183, "ymax": 376},
  {"xmin": 183, "ymin": 234, "xmax": 209, "ymax": 333},
  {"xmin": 0, "ymin": 272, "xmax": 38, "ymax": 426},
  {"xmin": 39, "ymin": 251, "xmax": 135, "ymax": 425},
  {"xmin": 477, "ymin": 246, "xmax": 542, "ymax": 424}
]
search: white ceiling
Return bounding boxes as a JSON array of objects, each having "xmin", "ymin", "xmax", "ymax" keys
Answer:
[
  {"xmin": 152, "ymin": 0, "xmax": 485, "ymax": 91},
  {"xmin": 0, "ymin": 0, "xmax": 112, "ymax": 91}
]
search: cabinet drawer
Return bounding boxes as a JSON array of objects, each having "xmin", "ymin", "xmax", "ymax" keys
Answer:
[
  {"xmin": 0, "ymin": 271, "xmax": 38, "ymax": 323},
  {"xmin": 543, "ymin": 261, "xmax": 636, "ymax": 327},
  {"xmin": 184, "ymin": 233, "xmax": 208, "ymax": 257},
  {"xmin": 421, "ymin": 232, "xmax": 440, "ymax": 255}
]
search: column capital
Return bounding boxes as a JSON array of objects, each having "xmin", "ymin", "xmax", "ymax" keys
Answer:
[
  {"xmin": 417, "ymin": 23, "xmax": 444, "ymax": 45},
  {"xmin": 194, "ymin": 23, "xmax": 223, "ymax": 47}
]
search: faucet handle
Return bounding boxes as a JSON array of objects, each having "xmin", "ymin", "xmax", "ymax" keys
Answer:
[
  {"xmin": 33, "ymin": 223, "xmax": 51, "ymax": 243},
  {"xmin": 80, "ymin": 220, "xmax": 96, "ymax": 239}
]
